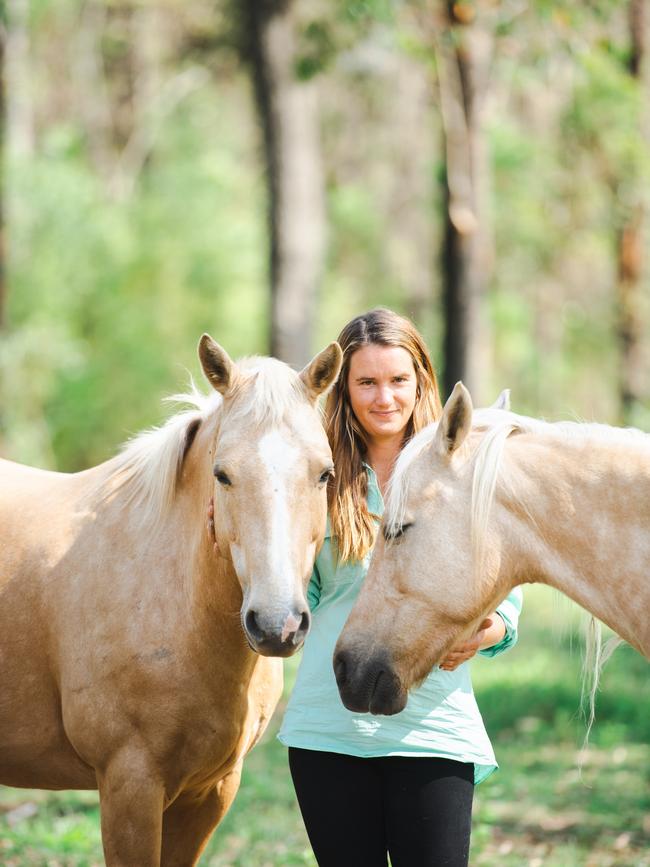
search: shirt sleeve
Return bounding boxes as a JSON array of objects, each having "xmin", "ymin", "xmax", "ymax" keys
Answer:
[
  {"xmin": 478, "ymin": 587, "xmax": 523, "ymax": 658},
  {"xmin": 306, "ymin": 562, "xmax": 322, "ymax": 612}
]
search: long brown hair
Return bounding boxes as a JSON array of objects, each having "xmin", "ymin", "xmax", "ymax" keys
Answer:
[{"xmin": 326, "ymin": 308, "xmax": 442, "ymax": 562}]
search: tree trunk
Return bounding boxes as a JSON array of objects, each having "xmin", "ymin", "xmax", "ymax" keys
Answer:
[
  {"xmin": 5, "ymin": 0, "xmax": 33, "ymax": 160},
  {"xmin": 436, "ymin": 2, "xmax": 494, "ymax": 401},
  {"xmin": 241, "ymin": 0, "xmax": 325, "ymax": 367},
  {"xmin": 617, "ymin": 0, "xmax": 648, "ymax": 425},
  {"xmin": 0, "ymin": 8, "xmax": 6, "ymax": 330},
  {"xmin": 387, "ymin": 53, "xmax": 435, "ymax": 329},
  {"xmin": 72, "ymin": 0, "xmax": 115, "ymax": 187}
]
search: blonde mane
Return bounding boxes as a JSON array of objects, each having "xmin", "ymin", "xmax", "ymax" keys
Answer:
[
  {"xmin": 466, "ymin": 412, "xmax": 646, "ymax": 743},
  {"xmin": 468, "ymin": 412, "xmax": 649, "ymax": 575},
  {"xmin": 99, "ymin": 357, "xmax": 308, "ymax": 524},
  {"xmin": 222, "ymin": 357, "xmax": 309, "ymax": 428},
  {"xmin": 385, "ymin": 406, "xmax": 516, "ymax": 537},
  {"xmin": 99, "ymin": 383, "xmax": 218, "ymax": 522},
  {"xmin": 387, "ymin": 408, "xmax": 649, "ymax": 552}
]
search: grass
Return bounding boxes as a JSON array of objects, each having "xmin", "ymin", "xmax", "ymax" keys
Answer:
[{"xmin": 1, "ymin": 586, "xmax": 648, "ymax": 865}]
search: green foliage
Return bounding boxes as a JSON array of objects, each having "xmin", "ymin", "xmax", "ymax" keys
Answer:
[
  {"xmin": 295, "ymin": 20, "xmax": 337, "ymax": 80},
  {"xmin": 562, "ymin": 47, "xmax": 649, "ymax": 221},
  {"xmin": 343, "ymin": 0, "xmax": 395, "ymax": 27},
  {"xmin": 3, "ymin": 0, "xmax": 649, "ymax": 470},
  {"xmin": 3, "ymin": 82, "xmax": 267, "ymax": 471},
  {"xmin": 295, "ymin": 0, "xmax": 396, "ymax": 80},
  {"xmin": 484, "ymin": 7, "xmax": 650, "ymax": 421}
]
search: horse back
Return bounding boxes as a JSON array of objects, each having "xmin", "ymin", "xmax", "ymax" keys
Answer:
[{"xmin": 0, "ymin": 458, "xmax": 89, "ymax": 590}]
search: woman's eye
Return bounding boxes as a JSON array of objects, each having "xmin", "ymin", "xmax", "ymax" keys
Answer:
[{"xmin": 214, "ymin": 469, "xmax": 232, "ymax": 486}]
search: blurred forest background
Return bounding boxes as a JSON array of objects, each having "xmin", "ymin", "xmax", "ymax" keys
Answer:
[
  {"xmin": 0, "ymin": 0, "xmax": 648, "ymax": 865},
  {"xmin": 1, "ymin": 0, "xmax": 649, "ymax": 471}
]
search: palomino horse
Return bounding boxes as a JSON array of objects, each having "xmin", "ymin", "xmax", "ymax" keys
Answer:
[
  {"xmin": 0, "ymin": 334, "xmax": 342, "ymax": 865},
  {"xmin": 334, "ymin": 382, "xmax": 649, "ymax": 716}
]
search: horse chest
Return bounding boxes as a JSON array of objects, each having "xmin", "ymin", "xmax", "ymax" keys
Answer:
[{"xmin": 153, "ymin": 658, "xmax": 282, "ymax": 794}]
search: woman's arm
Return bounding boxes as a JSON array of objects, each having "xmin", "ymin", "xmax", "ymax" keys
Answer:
[
  {"xmin": 438, "ymin": 615, "xmax": 503, "ymax": 671},
  {"xmin": 439, "ymin": 588, "xmax": 524, "ymax": 670}
]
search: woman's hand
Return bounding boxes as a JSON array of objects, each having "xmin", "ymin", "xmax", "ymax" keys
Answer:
[{"xmin": 439, "ymin": 614, "xmax": 505, "ymax": 671}]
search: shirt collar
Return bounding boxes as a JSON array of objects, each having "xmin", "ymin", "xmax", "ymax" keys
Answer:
[{"xmin": 363, "ymin": 462, "xmax": 384, "ymax": 515}]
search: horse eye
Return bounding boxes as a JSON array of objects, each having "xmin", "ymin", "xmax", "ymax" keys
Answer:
[
  {"xmin": 319, "ymin": 467, "xmax": 334, "ymax": 485},
  {"xmin": 214, "ymin": 468, "xmax": 232, "ymax": 486},
  {"xmin": 383, "ymin": 522, "xmax": 413, "ymax": 542}
]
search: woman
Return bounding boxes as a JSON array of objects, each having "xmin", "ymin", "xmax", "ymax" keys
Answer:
[{"xmin": 278, "ymin": 308, "xmax": 523, "ymax": 867}]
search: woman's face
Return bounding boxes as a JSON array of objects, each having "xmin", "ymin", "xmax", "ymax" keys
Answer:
[{"xmin": 347, "ymin": 344, "xmax": 418, "ymax": 444}]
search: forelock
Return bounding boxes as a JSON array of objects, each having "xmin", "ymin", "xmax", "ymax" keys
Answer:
[
  {"xmin": 223, "ymin": 356, "xmax": 307, "ymax": 429},
  {"xmin": 385, "ymin": 423, "xmax": 439, "ymax": 533}
]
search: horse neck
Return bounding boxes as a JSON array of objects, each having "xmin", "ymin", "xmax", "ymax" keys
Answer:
[{"xmin": 499, "ymin": 430, "xmax": 650, "ymax": 657}]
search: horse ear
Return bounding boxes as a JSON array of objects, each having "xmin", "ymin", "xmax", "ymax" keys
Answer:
[
  {"xmin": 299, "ymin": 342, "xmax": 343, "ymax": 402},
  {"xmin": 435, "ymin": 381, "xmax": 473, "ymax": 457},
  {"xmin": 492, "ymin": 389, "xmax": 510, "ymax": 411},
  {"xmin": 198, "ymin": 334, "xmax": 236, "ymax": 395}
]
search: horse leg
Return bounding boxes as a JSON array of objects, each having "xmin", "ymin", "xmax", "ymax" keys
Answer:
[
  {"xmin": 160, "ymin": 764, "xmax": 243, "ymax": 867},
  {"xmin": 97, "ymin": 750, "xmax": 165, "ymax": 867}
]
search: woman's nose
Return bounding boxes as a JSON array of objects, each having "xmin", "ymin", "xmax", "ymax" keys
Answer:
[{"xmin": 375, "ymin": 385, "xmax": 393, "ymax": 406}]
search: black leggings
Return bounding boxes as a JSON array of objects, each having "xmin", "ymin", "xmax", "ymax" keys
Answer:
[{"xmin": 288, "ymin": 747, "xmax": 474, "ymax": 867}]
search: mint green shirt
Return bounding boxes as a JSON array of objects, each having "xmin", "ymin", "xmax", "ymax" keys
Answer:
[{"xmin": 278, "ymin": 467, "xmax": 523, "ymax": 785}]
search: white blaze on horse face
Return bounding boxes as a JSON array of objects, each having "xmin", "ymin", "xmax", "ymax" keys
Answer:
[
  {"xmin": 256, "ymin": 430, "xmax": 301, "ymax": 600},
  {"xmin": 230, "ymin": 543, "xmax": 247, "ymax": 578}
]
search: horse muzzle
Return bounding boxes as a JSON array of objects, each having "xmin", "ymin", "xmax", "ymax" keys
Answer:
[
  {"xmin": 243, "ymin": 607, "xmax": 310, "ymax": 657},
  {"xmin": 333, "ymin": 646, "xmax": 408, "ymax": 716}
]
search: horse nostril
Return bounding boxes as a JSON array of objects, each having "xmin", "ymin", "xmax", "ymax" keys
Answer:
[
  {"xmin": 298, "ymin": 610, "xmax": 310, "ymax": 635},
  {"xmin": 333, "ymin": 651, "xmax": 347, "ymax": 687},
  {"xmin": 245, "ymin": 609, "xmax": 263, "ymax": 640}
]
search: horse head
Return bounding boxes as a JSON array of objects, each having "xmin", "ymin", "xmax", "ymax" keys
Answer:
[
  {"xmin": 333, "ymin": 384, "xmax": 513, "ymax": 714},
  {"xmin": 199, "ymin": 334, "xmax": 342, "ymax": 657}
]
